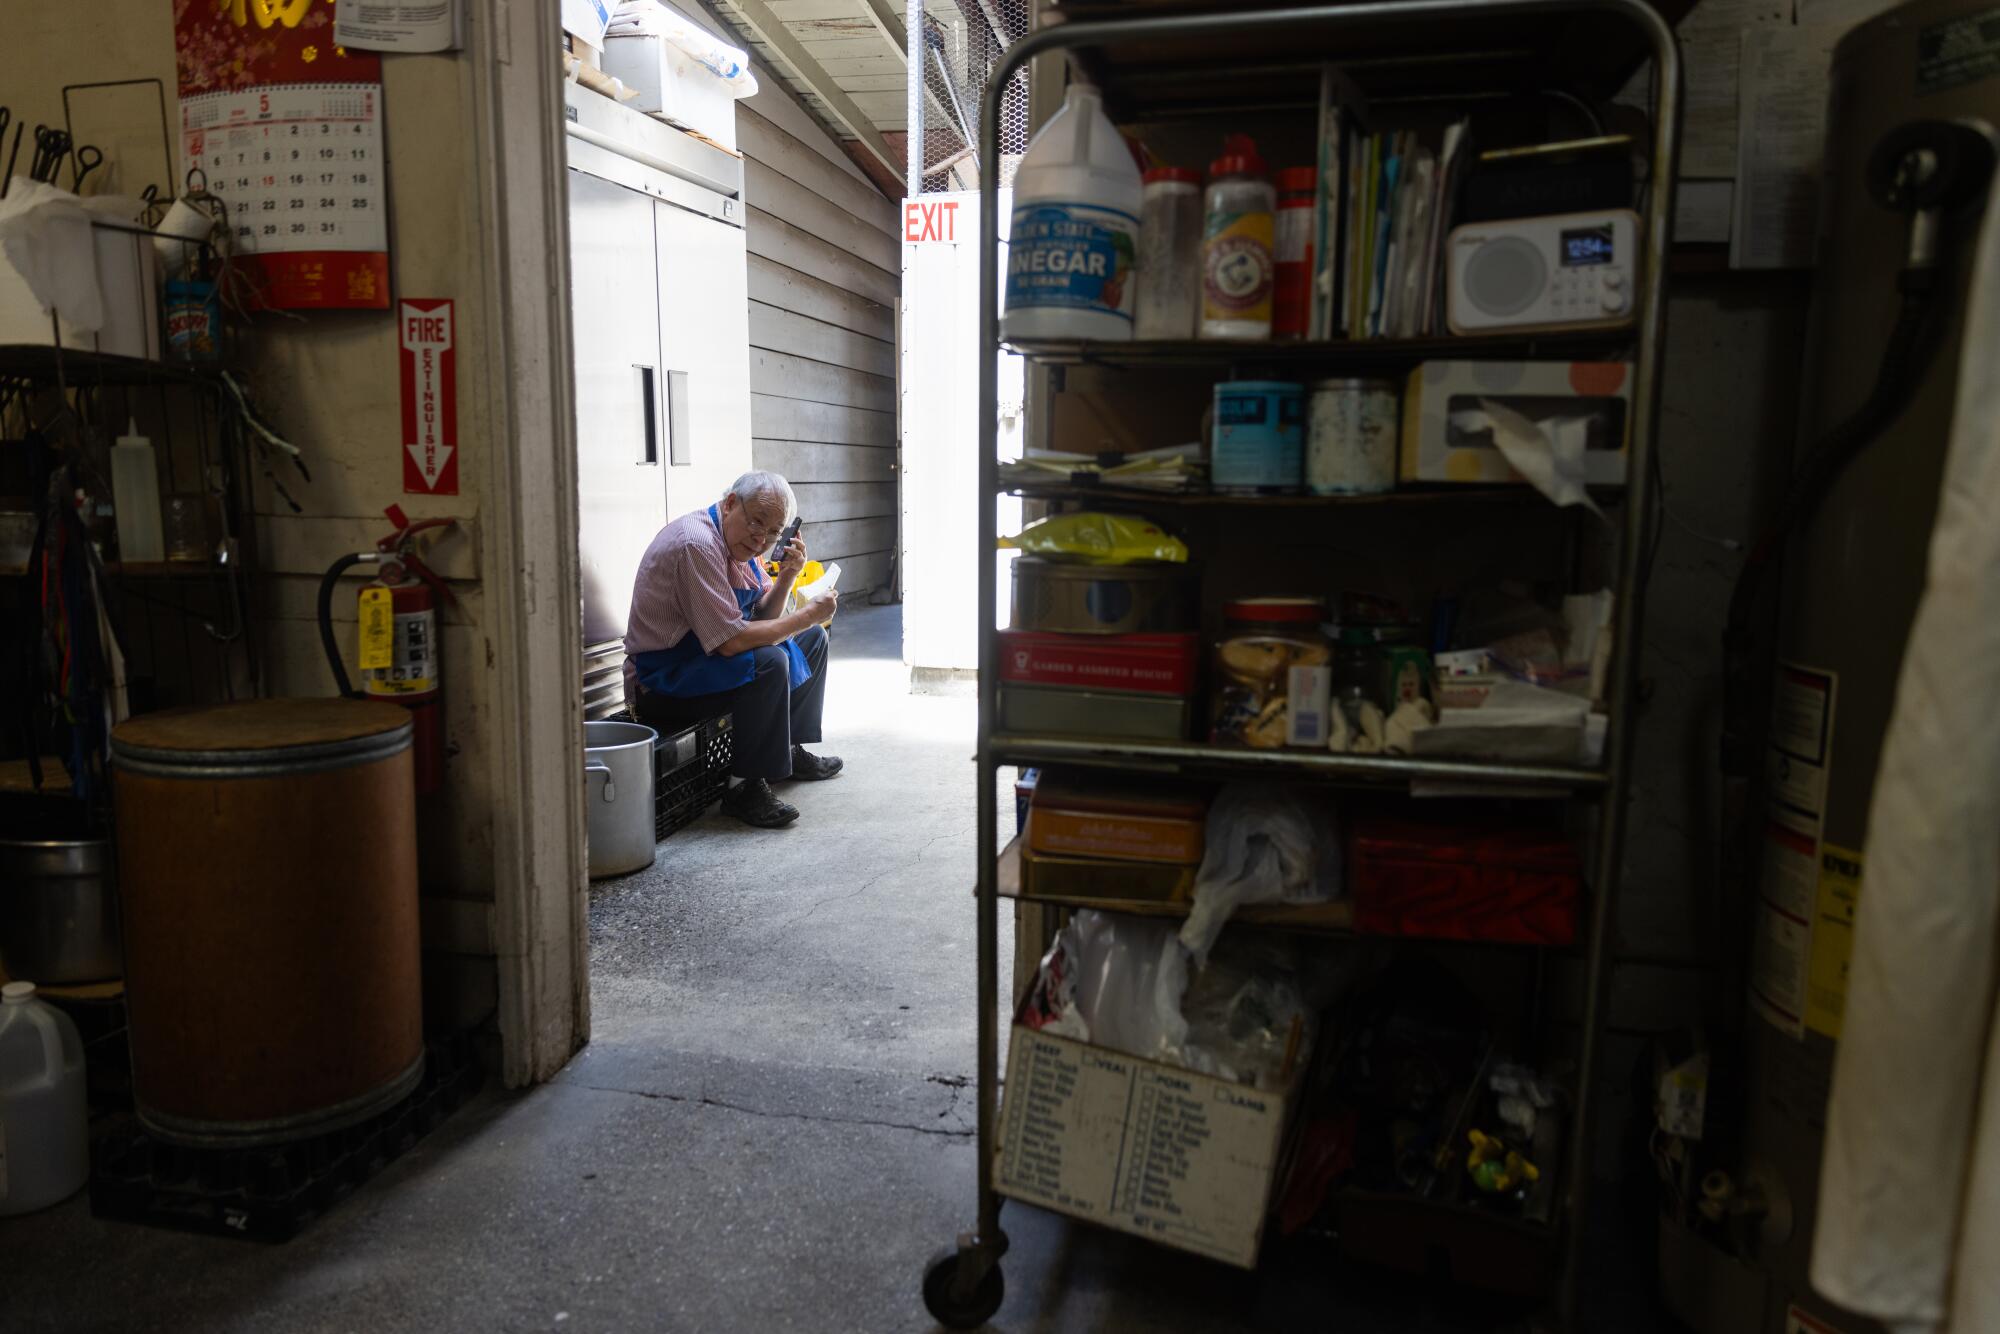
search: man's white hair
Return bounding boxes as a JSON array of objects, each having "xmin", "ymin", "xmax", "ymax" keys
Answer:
[{"xmin": 727, "ymin": 470, "xmax": 796, "ymax": 524}]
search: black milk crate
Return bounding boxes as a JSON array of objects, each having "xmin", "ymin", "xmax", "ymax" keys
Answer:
[
  {"xmin": 88, "ymin": 1033, "xmax": 484, "ymax": 1242},
  {"xmin": 653, "ymin": 713, "xmax": 733, "ymax": 838},
  {"xmin": 606, "ymin": 709, "xmax": 734, "ymax": 838}
]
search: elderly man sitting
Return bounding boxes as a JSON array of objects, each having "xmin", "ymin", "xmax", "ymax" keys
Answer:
[{"xmin": 624, "ymin": 471, "xmax": 841, "ymax": 828}]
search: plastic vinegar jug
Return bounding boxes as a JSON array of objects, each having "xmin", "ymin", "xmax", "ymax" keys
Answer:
[
  {"xmin": 0, "ymin": 981, "xmax": 89, "ymax": 1215},
  {"xmin": 1002, "ymin": 84, "xmax": 1143, "ymax": 343}
]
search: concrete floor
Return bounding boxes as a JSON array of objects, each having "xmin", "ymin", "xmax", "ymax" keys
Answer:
[{"xmin": 0, "ymin": 605, "xmax": 1670, "ymax": 1332}]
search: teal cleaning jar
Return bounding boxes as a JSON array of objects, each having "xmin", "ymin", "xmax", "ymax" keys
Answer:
[{"xmin": 1211, "ymin": 380, "xmax": 1304, "ymax": 494}]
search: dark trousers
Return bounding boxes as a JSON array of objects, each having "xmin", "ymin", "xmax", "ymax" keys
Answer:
[{"xmin": 634, "ymin": 624, "xmax": 829, "ymax": 781}]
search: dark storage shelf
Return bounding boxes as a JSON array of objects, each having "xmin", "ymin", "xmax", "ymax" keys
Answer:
[
  {"xmin": 1045, "ymin": 0, "xmax": 1691, "ymax": 117},
  {"xmin": 0, "ymin": 345, "xmax": 215, "ymax": 387},
  {"xmin": 990, "ymin": 733, "xmax": 1606, "ymax": 791},
  {"xmin": 1002, "ymin": 481, "xmax": 1623, "ymax": 508},
  {"xmin": 1, "ymin": 560, "xmax": 219, "ymax": 578},
  {"xmin": 1004, "ymin": 331, "xmax": 1635, "ymax": 369},
  {"xmin": 995, "ymin": 836, "xmax": 1362, "ymax": 933}
]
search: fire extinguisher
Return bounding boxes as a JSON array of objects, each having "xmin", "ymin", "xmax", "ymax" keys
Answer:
[{"xmin": 318, "ymin": 505, "xmax": 457, "ymax": 795}]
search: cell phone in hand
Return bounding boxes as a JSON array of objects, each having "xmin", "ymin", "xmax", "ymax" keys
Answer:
[{"xmin": 775, "ymin": 517, "xmax": 802, "ymax": 554}]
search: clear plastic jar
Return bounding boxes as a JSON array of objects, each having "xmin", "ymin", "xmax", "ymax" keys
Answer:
[
  {"xmin": 1135, "ymin": 167, "xmax": 1202, "ymax": 340},
  {"xmin": 1212, "ymin": 597, "xmax": 1331, "ymax": 748},
  {"xmin": 1200, "ymin": 135, "xmax": 1276, "ymax": 340}
]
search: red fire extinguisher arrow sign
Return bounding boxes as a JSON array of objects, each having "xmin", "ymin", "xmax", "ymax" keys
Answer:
[{"xmin": 400, "ymin": 299, "xmax": 460, "ymax": 496}]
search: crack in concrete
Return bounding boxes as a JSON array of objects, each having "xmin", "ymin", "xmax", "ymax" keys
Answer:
[
  {"xmin": 774, "ymin": 864, "xmax": 899, "ymax": 933},
  {"xmin": 567, "ymin": 1080, "xmax": 977, "ymax": 1140},
  {"xmin": 914, "ymin": 825, "xmax": 972, "ymax": 864}
]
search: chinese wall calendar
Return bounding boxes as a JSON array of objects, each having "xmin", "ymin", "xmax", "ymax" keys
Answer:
[
  {"xmin": 174, "ymin": 0, "xmax": 390, "ymax": 311},
  {"xmin": 181, "ymin": 84, "xmax": 389, "ymax": 309}
]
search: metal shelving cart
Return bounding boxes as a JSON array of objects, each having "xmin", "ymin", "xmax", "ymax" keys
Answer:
[{"xmin": 924, "ymin": 0, "xmax": 1679, "ymax": 1326}]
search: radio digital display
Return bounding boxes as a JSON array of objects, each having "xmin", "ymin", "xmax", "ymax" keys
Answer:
[{"xmin": 1561, "ymin": 226, "xmax": 1616, "ymax": 266}]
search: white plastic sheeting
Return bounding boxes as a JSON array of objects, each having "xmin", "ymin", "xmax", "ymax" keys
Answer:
[{"xmin": 1811, "ymin": 195, "xmax": 2000, "ymax": 1333}]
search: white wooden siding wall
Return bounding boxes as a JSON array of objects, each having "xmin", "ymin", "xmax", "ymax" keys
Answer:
[
  {"xmin": 717, "ymin": 0, "xmax": 972, "ymax": 134},
  {"xmin": 739, "ymin": 79, "xmax": 901, "ymax": 593}
]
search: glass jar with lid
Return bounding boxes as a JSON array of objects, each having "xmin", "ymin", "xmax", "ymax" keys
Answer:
[
  {"xmin": 1212, "ymin": 597, "xmax": 1332, "ymax": 748},
  {"xmin": 1331, "ymin": 625, "xmax": 1387, "ymax": 725}
]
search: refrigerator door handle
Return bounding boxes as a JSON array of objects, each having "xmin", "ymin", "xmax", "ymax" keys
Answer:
[
  {"xmin": 666, "ymin": 368, "xmax": 692, "ymax": 466},
  {"xmin": 635, "ymin": 364, "xmax": 659, "ymax": 465}
]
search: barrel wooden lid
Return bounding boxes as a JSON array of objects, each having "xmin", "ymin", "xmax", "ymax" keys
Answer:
[{"xmin": 113, "ymin": 699, "xmax": 410, "ymax": 753}]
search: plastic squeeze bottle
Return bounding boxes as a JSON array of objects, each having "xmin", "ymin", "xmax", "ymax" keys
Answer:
[
  {"xmin": 1201, "ymin": 135, "xmax": 1277, "ymax": 340},
  {"xmin": 1002, "ymin": 85, "xmax": 1143, "ymax": 343},
  {"xmin": 109, "ymin": 419, "xmax": 165, "ymax": 564}
]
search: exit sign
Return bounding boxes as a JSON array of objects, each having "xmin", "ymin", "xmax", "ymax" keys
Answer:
[{"xmin": 905, "ymin": 198, "xmax": 962, "ymax": 244}]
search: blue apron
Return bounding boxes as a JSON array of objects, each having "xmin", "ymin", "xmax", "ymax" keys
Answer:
[{"xmin": 629, "ymin": 505, "xmax": 811, "ymax": 698}]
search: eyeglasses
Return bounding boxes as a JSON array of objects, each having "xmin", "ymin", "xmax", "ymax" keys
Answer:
[{"xmin": 742, "ymin": 511, "xmax": 788, "ymax": 542}]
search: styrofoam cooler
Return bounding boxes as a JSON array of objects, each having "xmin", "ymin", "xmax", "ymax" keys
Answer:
[
  {"xmin": 0, "ymin": 218, "xmax": 160, "ymax": 361},
  {"xmin": 603, "ymin": 34, "xmax": 741, "ymax": 148}
]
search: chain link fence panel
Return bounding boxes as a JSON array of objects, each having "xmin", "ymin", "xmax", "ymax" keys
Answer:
[{"xmin": 915, "ymin": 0, "xmax": 1031, "ymax": 194}]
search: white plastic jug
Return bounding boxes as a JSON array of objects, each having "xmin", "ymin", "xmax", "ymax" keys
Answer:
[
  {"xmin": 1002, "ymin": 85, "xmax": 1143, "ymax": 343},
  {"xmin": 0, "ymin": 980, "xmax": 89, "ymax": 1215}
]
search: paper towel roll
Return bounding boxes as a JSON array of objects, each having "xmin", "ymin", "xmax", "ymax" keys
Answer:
[{"xmin": 152, "ymin": 197, "xmax": 215, "ymax": 279}]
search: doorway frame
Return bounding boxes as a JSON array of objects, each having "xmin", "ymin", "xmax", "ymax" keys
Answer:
[{"xmin": 473, "ymin": 0, "xmax": 591, "ymax": 1085}]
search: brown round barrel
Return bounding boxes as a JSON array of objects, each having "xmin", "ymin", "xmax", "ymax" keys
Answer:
[{"xmin": 111, "ymin": 699, "xmax": 423, "ymax": 1146}]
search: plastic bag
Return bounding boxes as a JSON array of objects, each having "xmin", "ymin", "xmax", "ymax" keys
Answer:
[
  {"xmin": 998, "ymin": 512, "xmax": 1189, "ymax": 565},
  {"xmin": 1182, "ymin": 784, "xmax": 1341, "ymax": 962},
  {"xmin": 1030, "ymin": 911, "xmax": 1357, "ymax": 1091},
  {"xmin": 1161, "ymin": 934, "xmax": 1336, "ymax": 1089},
  {"xmin": 1068, "ymin": 910, "xmax": 1181, "ymax": 1057}
]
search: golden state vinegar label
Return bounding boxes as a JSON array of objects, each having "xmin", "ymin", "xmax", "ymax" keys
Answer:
[
  {"xmin": 1005, "ymin": 201, "xmax": 1139, "ymax": 323},
  {"xmin": 1203, "ymin": 210, "xmax": 1276, "ymax": 325}
]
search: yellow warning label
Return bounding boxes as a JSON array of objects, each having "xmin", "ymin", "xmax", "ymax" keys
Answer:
[
  {"xmin": 1805, "ymin": 844, "xmax": 1863, "ymax": 1040},
  {"xmin": 358, "ymin": 588, "xmax": 395, "ymax": 670}
]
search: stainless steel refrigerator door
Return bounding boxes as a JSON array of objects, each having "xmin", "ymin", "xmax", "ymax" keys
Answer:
[
  {"xmin": 570, "ymin": 168, "xmax": 666, "ymax": 648},
  {"xmin": 652, "ymin": 198, "xmax": 752, "ymax": 519}
]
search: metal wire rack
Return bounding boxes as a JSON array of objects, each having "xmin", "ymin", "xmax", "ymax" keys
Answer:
[{"xmin": 913, "ymin": 0, "xmax": 1032, "ymax": 193}]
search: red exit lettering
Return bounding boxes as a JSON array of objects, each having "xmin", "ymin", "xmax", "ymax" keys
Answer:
[{"xmin": 903, "ymin": 200, "xmax": 959, "ymax": 243}]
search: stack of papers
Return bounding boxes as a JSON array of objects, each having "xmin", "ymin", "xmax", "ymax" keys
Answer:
[
  {"xmin": 1000, "ymin": 443, "xmax": 1207, "ymax": 493},
  {"xmin": 1309, "ymin": 73, "xmax": 1472, "ymax": 340}
]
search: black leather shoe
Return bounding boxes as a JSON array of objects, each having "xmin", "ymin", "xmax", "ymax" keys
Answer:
[
  {"xmin": 720, "ymin": 778, "xmax": 800, "ymax": 828},
  {"xmin": 790, "ymin": 746, "xmax": 844, "ymax": 781}
]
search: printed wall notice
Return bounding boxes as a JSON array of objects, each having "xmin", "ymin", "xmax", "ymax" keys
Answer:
[
  {"xmin": 1731, "ymin": 25, "xmax": 1844, "ymax": 269},
  {"xmin": 175, "ymin": 0, "xmax": 390, "ymax": 310},
  {"xmin": 1806, "ymin": 845, "xmax": 1864, "ymax": 1039},
  {"xmin": 335, "ymin": 0, "xmax": 462, "ymax": 52},
  {"xmin": 1755, "ymin": 662, "xmax": 1840, "ymax": 1040},
  {"xmin": 1751, "ymin": 828, "xmax": 1815, "ymax": 1041},
  {"xmin": 400, "ymin": 299, "xmax": 459, "ymax": 495},
  {"xmin": 1918, "ymin": 6, "xmax": 2000, "ymax": 97},
  {"xmin": 1769, "ymin": 663, "xmax": 1837, "ymax": 832}
]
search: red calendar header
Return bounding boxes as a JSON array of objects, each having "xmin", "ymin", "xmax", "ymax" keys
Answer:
[{"xmin": 175, "ymin": 0, "xmax": 381, "ymax": 96}]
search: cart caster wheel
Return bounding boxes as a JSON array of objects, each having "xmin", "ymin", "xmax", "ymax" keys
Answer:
[{"xmin": 923, "ymin": 1245, "xmax": 1004, "ymax": 1329}]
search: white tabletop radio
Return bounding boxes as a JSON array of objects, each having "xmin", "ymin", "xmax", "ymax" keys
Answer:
[{"xmin": 1445, "ymin": 209, "xmax": 1640, "ymax": 335}]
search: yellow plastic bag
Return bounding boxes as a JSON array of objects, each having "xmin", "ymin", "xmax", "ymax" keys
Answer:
[{"xmin": 999, "ymin": 512, "xmax": 1189, "ymax": 565}]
